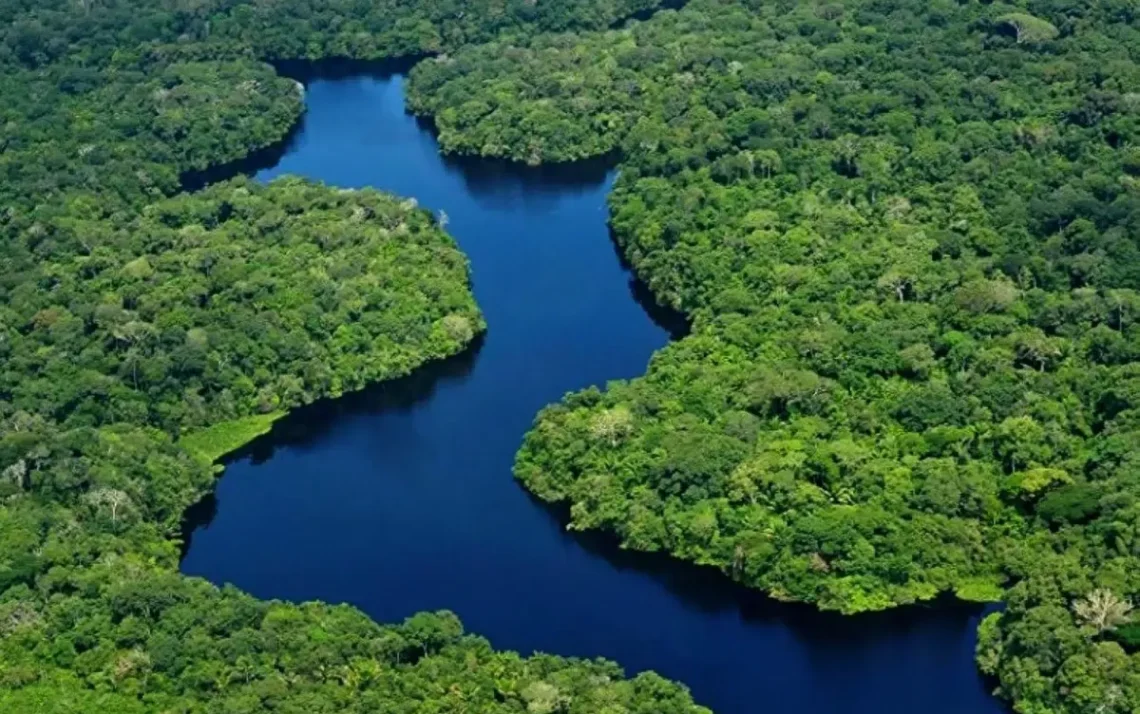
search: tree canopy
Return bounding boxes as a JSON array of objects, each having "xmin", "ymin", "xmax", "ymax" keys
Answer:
[{"xmin": 4, "ymin": 177, "xmax": 482, "ymax": 433}]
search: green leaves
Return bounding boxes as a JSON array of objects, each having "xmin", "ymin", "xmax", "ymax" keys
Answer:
[{"xmin": 4, "ymin": 177, "xmax": 483, "ymax": 435}]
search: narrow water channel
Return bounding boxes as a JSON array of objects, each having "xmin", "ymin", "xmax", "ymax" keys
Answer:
[{"xmin": 180, "ymin": 68, "xmax": 1008, "ymax": 714}]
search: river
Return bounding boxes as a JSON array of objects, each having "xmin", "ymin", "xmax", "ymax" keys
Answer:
[{"xmin": 180, "ymin": 67, "xmax": 1008, "ymax": 714}]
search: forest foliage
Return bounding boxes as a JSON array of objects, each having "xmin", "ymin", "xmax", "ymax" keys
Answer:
[
  {"xmin": 6, "ymin": 0, "xmax": 1139, "ymax": 710},
  {"xmin": 406, "ymin": 0, "xmax": 1140, "ymax": 711},
  {"xmin": 0, "ymin": 0, "xmax": 710, "ymax": 712},
  {"xmin": 4, "ymin": 177, "xmax": 483, "ymax": 433}
]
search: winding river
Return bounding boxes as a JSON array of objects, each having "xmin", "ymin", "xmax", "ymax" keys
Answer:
[{"xmin": 180, "ymin": 67, "xmax": 1008, "ymax": 714}]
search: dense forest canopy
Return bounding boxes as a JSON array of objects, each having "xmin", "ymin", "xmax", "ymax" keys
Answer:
[
  {"xmin": 407, "ymin": 0, "xmax": 1140, "ymax": 711},
  {"xmin": 5, "ymin": 0, "xmax": 1140, "ymax": 711},
  {"xmin": 4, "ymin": 178, "xmax": 483, "ymax": 433},
  {"xmin": 0, "ymin": 0, "xmax": 710, "ymax": 712}
]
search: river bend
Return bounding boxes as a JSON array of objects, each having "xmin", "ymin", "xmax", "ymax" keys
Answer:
[{"xmin": 181, "ymin": 68, "xmax": 1006, "ymax": 714}]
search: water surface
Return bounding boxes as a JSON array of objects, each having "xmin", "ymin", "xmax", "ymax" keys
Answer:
[{"xmin": 181, "ymin": 70, "xmax": 1007, "ymax": 714}]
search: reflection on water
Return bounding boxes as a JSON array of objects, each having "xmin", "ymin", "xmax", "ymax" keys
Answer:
[
  {"xmin": 180, "ymin": 68, "xmax": 1009, "ymax": 714},
  {"xmin": 180, "ymin": 339, "xmax": 484, "ymax": 556},
  {"xmin": 534, "ymin": 492, "xmax": 1002, "ymax": 646}
]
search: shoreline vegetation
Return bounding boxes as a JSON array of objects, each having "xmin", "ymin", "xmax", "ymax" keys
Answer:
[
  {"xmin": 179, "ymin": 412, "xmax": 287, "ymax": 466},
  {"xmin": 0, "ymin": 1, "xmax": 714, "ymax": 713}
]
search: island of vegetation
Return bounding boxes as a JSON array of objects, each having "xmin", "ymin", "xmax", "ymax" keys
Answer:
[
  {"xmin": 0, "ymin": 0, "xmax": 711, "ymax": 712},
  {"xmin": 407, "ymin": 0, "xmax": 1140, "ymax": 711}
]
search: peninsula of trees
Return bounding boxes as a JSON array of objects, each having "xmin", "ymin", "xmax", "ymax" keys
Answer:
[{"xmin": 0, "ymin": 0, "xmax": 709, "ymax": 712}]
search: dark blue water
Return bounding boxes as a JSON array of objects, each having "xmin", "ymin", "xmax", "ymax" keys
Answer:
[{"xmin": 181, "ymin": 71, "xmax": 1007, "ymax": 714}]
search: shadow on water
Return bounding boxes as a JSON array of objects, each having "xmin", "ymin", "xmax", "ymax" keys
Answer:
[
  {"xmin": 272, "ymin": 56, "xmax": 427, "ymax": 83},
  {"xmin": 181, "ymin": 115, "xmax": 309, "ymax": 192},
  {"xmin": 528, "ymin": 490, "xmax": 999, "ymax": 645},
  {"xmin": 250, "ymin": 335, "xmax": 483, "ymax": 462},
  {"xmin": 436, "ymin": 146, "xmax": 618, "ymax": 202},
  {"xmin": 612, "ymin": 0, "xmax": 689, "ymax": 28},
  {"xmin": 627, "ymin": 275, "xmax": 689, "ymax": 339},
  {"xmin": 608, "ymin": 225, "xmax": 692, "ymax": 339},
  {"xmin": 180, "ymin": 336, "xmax": 483, "ymax": 554}
]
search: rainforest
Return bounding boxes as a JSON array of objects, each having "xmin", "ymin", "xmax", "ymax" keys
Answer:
[{"xmin": 1, "ymin": 0, "xmax": 1138, "ymax": 713}]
